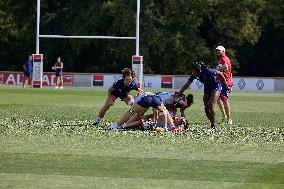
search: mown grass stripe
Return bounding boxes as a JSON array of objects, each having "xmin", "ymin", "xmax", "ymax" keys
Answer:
[{"xmin": 0, "ymin": 152, "xmax": 283, "ymax": 184}]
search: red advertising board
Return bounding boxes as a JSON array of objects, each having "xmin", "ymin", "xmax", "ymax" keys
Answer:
[
  {"xmin": 161, "ymin": 76, "xmax": 173, "ymax": 88},
  {"xmin": 0, "ymin": 72, "xmax": 73, "ymax": 86}
]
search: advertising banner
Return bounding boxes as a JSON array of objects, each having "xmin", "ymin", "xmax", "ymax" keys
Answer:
[{"xmin": 0, "ymin": 72, "xmax": 73, "ymax": 86}]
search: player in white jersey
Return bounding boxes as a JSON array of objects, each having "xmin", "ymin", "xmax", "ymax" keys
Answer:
[
  {"xmin": 155, "ymin": 92, "xmax": 180, "ymax": 105},
  {"xmin": 156, "ymin": 92, "xmax": 193, "ymax": 117}
]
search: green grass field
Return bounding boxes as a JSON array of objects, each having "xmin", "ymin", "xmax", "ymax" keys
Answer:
[{"xmin": 0, "ymin": 87, "xmax": 283, "ymax": 189}]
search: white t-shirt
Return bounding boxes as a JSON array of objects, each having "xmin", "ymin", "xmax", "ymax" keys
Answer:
[{"xmin": 156, "ymin": 92, "xmax": 175, "ymax": 105}]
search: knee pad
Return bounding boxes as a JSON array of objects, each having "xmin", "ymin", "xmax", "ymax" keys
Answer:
[{"xmin": 128, "ymin": 99, "xmax": 134, "ymax": 106}]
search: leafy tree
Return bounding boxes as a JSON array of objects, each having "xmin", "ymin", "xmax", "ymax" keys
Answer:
[{"xmin": 0, "ymin": 0, "xmax": 282, "ymax": 77}]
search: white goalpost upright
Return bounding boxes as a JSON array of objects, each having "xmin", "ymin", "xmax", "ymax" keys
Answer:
[{"xmin": 34, "ymin": 0, "xmax": 143, "ymax": 87}]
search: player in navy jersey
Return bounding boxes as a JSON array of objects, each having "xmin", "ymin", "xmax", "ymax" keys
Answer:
[
  {"xmin": 108, "ymin": 93, "xmax": 175, "ymax": 131},
  {"xmin": 94, "ymin": 68, "xmax": 143, "ymax": 125},
  {"xmin": 178, "ymin": 62, "xmax": 231, "ymax": 131},
  {"xmin": 22, "ymin": 54, "xmax": 33, "ymax": 88},
  {"xmin": 52, "ymin": 57, "xmax": 64, "ymax": 89}
]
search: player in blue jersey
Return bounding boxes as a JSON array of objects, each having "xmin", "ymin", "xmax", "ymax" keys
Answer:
[
  {"xmin": 52, "ymin": 57, "xmax": 64, "ymax": 89},
  {"xmin": 108, "ymin": 93, "xmax": 175, "ymax": 131},
  {"xmin": 22, "ymin": 54, "xmax": 33, "ymax": 88},
  {"xmin": 94, "ymin": 68, "xmax": 143, "ymax": 125},
  {"xmin": 178, "ymin": 62, "xmax": 231, "ymax": 131}
]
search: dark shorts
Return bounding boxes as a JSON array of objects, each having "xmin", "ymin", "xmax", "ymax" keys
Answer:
[
  {"xmin": 55, "ymin": 71, "xmax": 62, "ymax": 77},
  {"xmin": 220, "ymin": 83, "xmax": 229, "ymax": 100},
  {"xmin": 23, "ymin": 71, "xmax": 31, "ymax": 77},
  {"xmin": 137, "ymin": 95, "xmax": 162, "ymax": 108},
  {"xmin": 204, "ymin": 82, "xmax": 221, "ymax": 95},
  {"xmin": 111, "ymin": 90, "xmax": 130, "ymax": 100}
]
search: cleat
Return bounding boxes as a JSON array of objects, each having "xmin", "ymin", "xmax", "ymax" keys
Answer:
[
  {"xmin": 55, "ymin": 86, "xmax": 58, "ymax": 89},
  {"xmin": 207, "ymin": 126, "xmax": 216, "ymax": 134},
  {"xmin": 60, "ymin": 86, "xmax": 64, "ymax": 89},
  {"xmin": 228, "ymin": 119, "xmax": 233, "ymax": 125},
  {"xmin": 108, "ymin": 124, "xmax": 120, "ymax": 131},
  {"xmin": 93, "ymin": 117, "xmax": 101, "ymax": 126}
]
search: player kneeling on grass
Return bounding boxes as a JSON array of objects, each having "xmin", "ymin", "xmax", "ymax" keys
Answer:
[
  {"xmin": 94, "ymin": 68, "xmax": 143, "ymax": 125},
  {"xmin": 122, "ymin": 113, "xmax": 189, "ymax": 132},
  {"xmin": 178, "ymin": 62, "xmax": 231, "ymax": 132},
  {"xmin": 108, "ymin": 93, "xmax": 175, "ymax": 131}
]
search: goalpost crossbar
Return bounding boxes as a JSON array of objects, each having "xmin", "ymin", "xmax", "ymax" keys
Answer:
[{"xmin": 38, "ymin": 35, "xmax": 136, "ymax": 40}]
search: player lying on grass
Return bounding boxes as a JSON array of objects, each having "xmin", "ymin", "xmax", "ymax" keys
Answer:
[
  {"xmin": 120, "ymin": 113, "xmax": 189, "ymax": 132},
  {"xmin": 94, "ymin": 68, "xmax": 143, "ymax": 125},
  {"xmin": 108, "ymin": 93, "xmax": 175, "ymax": 131},
  {"xmin": 178, "ymin": 62, "xmax": 231, "ymax": 131}
]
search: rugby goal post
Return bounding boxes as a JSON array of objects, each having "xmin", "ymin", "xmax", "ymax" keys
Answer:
[{"xmin": 35, "ymin": 0, "xmax": 143, "ymax": 87}]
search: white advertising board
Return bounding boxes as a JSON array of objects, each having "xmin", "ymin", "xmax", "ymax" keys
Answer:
[{"xmin": 190, "ymin": 77, "xmax": 274, "ymax": 91}]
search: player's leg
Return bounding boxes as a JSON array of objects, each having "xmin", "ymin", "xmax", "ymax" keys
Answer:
[
  {"xmin": 222, "ymin": 97, "xmax": 232, "ymax": 124},
  {"xmin": 218, "ymin": 85, "xmax": 228, "ymax": 123},
  {"xmin": 208, "ymin": 90, "xmax": 220, "ymax": 128},
  {"xmin": 23, "ymin": 75, "xmax": 27, "ymax": 88},
  {"xmin": 60, "ymin": 75, "xmax": 64, "ymax": 89},
  {"xmin": 203, "ymin": 94, "xmax": 211, "ymax": 122},
  {"xmin": 124, "ymin": 114, "xmax": 142, "ymax": 128},
  {"xmin": 217, "ymin": 99, "xmax": 227, "ymax": 122},
  {"xmin": 55, "ymin": 76, "xmax": 59, "ymax": 89},
  {"xmin": 94, "ymin": 94, "xmax": 117, "ymax": 125},
  {"xmin": 115, "ymin": 104, "xmax": 147, "ymax": 128}
]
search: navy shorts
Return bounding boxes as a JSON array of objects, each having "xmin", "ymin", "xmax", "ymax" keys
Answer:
[
  {"xmin": 137, "ymin": 95, "xmax": 162, "ymax": 108},
  {"xmin": 55, "ymin": 71, "xmax": 62, "ymax": 76},
  {"xmin": 23, "ymin": 71, "xmax": 31, "ymax": 77},
  {"xmin": 220, "ymin": 83, "xmax": 229, "ymax": 100},
  {"xmin": 204, "ymin": 82, "xmax": 221, "ymax": 95},
  {"xmin": 111, "ymin": 90, "xmax": 129, "ymax": 100}
]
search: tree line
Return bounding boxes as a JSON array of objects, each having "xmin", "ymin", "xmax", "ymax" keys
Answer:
[{"xmin": 0, "ymin": 0, "xmax": 283, "ymax": 76}]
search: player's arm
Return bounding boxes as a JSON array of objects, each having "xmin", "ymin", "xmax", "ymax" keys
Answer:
[
  {"xmin": 178, "ymin": 79, "xmax": 193, "ymax": 95},
  {"xmin": 61, "ymin": 62, "xmax": 64, "ymax": 69},
  {"xmin": 216, "ymin": 71, "xmax": 231, "ymax": 91},
  {"xmin": 217, "ymin": 64, "xmax": 228, "ymax": 72},
  {"xmin": 180, "ymin": 108, "xmax": 186, "ymax": 117},
  {"xmin": 136, "ymin": 87, "xmax": 143, "ymax": 95},
  {"xmin": 152, "ymin": 108, "xmax": 159, "ymax": 129},
  {"xmin": 52, "ymin": 63, "xmax": 56, "ymax": 70},
  {"xmin": 157, "ymin": 104, "xmax": 169, "ymax": 131}
]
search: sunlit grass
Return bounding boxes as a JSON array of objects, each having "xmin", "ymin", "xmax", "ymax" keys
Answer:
[{"xmin": 0, "ymin": 87, "xmax": 283, "ymax": 189}]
